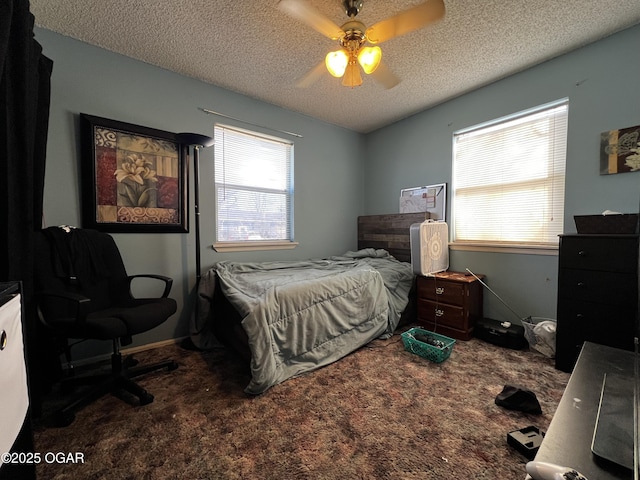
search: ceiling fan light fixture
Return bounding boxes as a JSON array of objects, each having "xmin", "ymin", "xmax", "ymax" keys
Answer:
[
  {"xmin": 357, "ymin": 46, "xmax": 381, "ymax": 74},
  {"xmin": 325, "ymin": 49, "xmax": 349, "ymax": 77},
  {"xmin": 281, "ymin": 0, "xmax": 446, "ymax": 90}
]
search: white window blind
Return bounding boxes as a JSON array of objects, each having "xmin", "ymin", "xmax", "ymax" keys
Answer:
[
  {"xmin": 214, "ymin": 124, "xmax": 294, "ymax": 244},
  {"xmin": 452, "ymin": 100, "xmax": 568, "ymax": 247}
]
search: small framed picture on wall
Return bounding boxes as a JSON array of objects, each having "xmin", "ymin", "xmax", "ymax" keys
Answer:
[{"xmin": 600, "ymin": 123, "xmax": 640, "ymax": 175}]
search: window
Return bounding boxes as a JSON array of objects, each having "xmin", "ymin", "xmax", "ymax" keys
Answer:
[
  {"xmin": 452, "ymin": 99, "xmax": 568, "ymax": 251},
  {"xmin": 214, "ymin": 124, "xmax": 295, "ymax": 251}
]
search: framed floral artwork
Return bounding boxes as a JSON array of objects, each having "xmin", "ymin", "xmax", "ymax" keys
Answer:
[
  {"xmin": 600, "ymin": 123, "xmax": 640, "ymax": 175},
  {"xmin": 80, "ymin": 114, "xmax": 188, "ymax": 233}
]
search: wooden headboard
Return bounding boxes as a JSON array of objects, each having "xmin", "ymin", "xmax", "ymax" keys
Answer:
[{"xmin": 357, "ymin": 212, "xmax": 428, "ymax": 263}]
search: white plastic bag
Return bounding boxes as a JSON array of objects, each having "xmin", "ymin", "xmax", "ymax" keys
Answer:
[{"xmin": 522, "ymin": 317, "xmax": 557, "ymax": 358}]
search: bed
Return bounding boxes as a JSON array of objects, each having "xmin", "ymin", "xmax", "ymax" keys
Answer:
[{"xmin": 194, "ymin": 212, "xmax": 427, "ymax": 395}]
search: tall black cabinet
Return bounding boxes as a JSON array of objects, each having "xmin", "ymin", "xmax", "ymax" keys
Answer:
[{"xmin": 555, "ymin": 234, "xmax": 638, "ymax": 372}]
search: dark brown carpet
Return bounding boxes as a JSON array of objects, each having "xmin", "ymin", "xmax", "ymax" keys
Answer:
[{"xmin": 33, "ymin": 331, "xmax": 569, "ymax": 479}]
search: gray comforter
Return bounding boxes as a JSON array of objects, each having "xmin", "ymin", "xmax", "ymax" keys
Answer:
[{"xmin": 197, "ymin": 249, "xmax": 413, "ymax": 394}]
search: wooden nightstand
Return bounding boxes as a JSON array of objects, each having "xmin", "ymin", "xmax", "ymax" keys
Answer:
[{"xmin": 416, "ymin": 271, "xmax": 484, "ymax": 340}]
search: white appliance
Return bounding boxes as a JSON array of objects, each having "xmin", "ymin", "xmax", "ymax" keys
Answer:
[
  {"xmin": 0, "ymin": 293, "xmax": 29, "ymax": 466},
  {"xmin": 410, "ymin": 220, "xmax": 449, "ymax": 275}
]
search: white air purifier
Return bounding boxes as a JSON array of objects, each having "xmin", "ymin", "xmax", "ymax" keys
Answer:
[{"xmin": 410, "ymin": 220, "xmax": 449, "ymax": 275}]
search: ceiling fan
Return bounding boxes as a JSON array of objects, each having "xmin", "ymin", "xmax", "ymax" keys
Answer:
[{"xmin": 278, "ymin": 0, "xmax": 445, "ymax": 89}]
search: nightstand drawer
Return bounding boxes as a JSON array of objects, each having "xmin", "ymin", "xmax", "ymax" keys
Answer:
[
  {"xmin": 417, "ymin": 298, "xmax": 466, "ymax": 330},
  {"xmin": 417, "ymin": 277, "xmax": 465, "ymax": 305}
]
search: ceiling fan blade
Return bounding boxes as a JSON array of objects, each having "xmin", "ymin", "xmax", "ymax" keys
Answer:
[
  {"xmin": 296, "ymin": 61, "xmax": 327, "ymax": 88},
  {"xmin": 278, "ymin": 0, "xmax": 344, "ymax": 40},
  {"xmin": 366, "ymin": 0, "xmax": 445, "ymax": 44},
  {"xmin": 370, "ymin": 62, "xmax": 400, "ymax": 89}
]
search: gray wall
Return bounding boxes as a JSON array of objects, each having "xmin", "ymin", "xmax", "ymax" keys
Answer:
[
  {"xmin": 36, "ymin": 28, "xmax": 365, "ymax": 354},
  {"xmin": 35, "ymin": 24, "xmax": 640, "ymax": 356},
  {"xmin": 364, "ymin": 25, "xmax": 640, "ymax": 322}
]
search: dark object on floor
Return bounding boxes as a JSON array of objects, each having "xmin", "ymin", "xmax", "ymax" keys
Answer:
[
  {"xmin": 34, "ymin": 227, "xmax": 179, "ymax": 427},
  {"xmin": 413, "ymin": 333, "xmax": 447, "ymax": 349},
  {"xmin": 475, "ymin": 317, "xmax": 527, "ymax": 350},
  {"xmin": 495, "ymin": 384, "xmax": 542, "ymax": 414},
  {"xmin": 507, "ymin": 425, "xmax": 545, "ymax": 459}
]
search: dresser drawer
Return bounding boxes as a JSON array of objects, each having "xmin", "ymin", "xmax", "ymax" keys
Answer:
[
  {"xmin": 555, "ymin": 299, "xmax": 636, "ymax": 371},
  {"xmin": 559, "ymin": 235, "xmax": 638, "ymax": 272},
  {"xmin": 417, "ymin": 298, "xmax": 467, "ymax": 330},
  {"xmin": 558, "ymin": 269, "xmax": 636, "ymax": 305},
  {"xmin": 417, "ymin": 277, "xmax": 465, "ymax": 305},
  {"xmin": 557, "ymin": 300, "xmax": 635, "ymax": 336}
]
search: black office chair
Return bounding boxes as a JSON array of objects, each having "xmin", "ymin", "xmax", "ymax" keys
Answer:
[{"xmin": 34, "ymin": 226, "xmax": 178, "ymax": 426}]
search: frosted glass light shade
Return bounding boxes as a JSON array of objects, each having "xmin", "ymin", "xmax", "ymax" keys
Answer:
[
  {"xmin": 325, "ymin": 50, "xmax": 349, "ymax": 77},
  {"xmin": 357, "ymin": 46, "xmax": 382, "ymax": 74}
]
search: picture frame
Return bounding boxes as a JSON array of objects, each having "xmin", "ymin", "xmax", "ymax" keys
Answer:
[
  {"xmin": 80, "ymin": 114, "xmax": 188, "ymax": 233},
  {"xmin": 399, "ymin": 183, "xmax": 447, "ymax": 221},
  {"xmin": 600, "ymin": 123, "xmax": 640, "ymax": 175}
]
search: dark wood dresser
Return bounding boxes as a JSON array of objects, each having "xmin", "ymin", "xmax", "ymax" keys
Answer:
[
  {"xmin": 555, "ymin": 234, "xmax": 638, "ymax": 372},
  {"xmin": 416, "ymin": 271, "xmax": 484, "ymax": 340}
]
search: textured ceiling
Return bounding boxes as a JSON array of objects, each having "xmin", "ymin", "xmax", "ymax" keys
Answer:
[{"xmin": 30, "ymin": 0, "xmax": 640, "ymax": 133}]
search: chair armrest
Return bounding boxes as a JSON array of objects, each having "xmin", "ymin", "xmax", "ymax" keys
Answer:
[
  {"xmin": 36, "ymin": 290, "xmax": 91, "ymax": 327},
  {"xmin": 127, "ymin": 274, "xmax": 173, "ymax": 298}
]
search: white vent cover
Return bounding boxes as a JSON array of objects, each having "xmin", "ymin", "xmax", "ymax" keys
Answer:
[{"xmin": 410, "ymin": 221, "xmax": 449, "ymax": 276}]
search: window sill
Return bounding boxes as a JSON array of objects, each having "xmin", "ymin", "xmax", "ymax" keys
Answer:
[
  {"xmin": 213, "ymin": 241, "xmax": 299, "ymax": 253},
  {"xmin": 449, "ymin": 242, "xmax": 558, "ymax": 256}
]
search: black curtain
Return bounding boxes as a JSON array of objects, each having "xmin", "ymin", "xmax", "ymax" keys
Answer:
[{"xmin": 0, "ymin": 0, "xmax": 53, "ymax": 413}]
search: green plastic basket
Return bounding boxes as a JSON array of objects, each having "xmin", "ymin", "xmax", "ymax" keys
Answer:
[{"xmin": 401, "ymin": 327, "xmax": 455, "ymax": 363}]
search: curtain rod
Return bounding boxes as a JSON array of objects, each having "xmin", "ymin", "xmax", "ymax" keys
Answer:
[{"xmin": 199, "ymin": 107, "xmax": 303, "ymax": 138}]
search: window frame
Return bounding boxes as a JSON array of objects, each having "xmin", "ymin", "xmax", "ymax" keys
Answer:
[
  {"xmin": 212, "ymin": 123, "xmax": 297, "ymax": 253},
  {"xmin": 451, "ymin": 99, "xmax": 569, "ymax": 255}
]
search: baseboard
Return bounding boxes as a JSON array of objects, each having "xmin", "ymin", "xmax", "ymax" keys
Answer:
[
  {"xmin": 65, "ymin": 337, "xmax": 188, "ymax": 368},
  {"xmin": 122, "ymin": 337, "xmax": 187, "ymax": 356}
]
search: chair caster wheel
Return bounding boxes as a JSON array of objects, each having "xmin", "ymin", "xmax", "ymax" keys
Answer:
[{"xmin": 139, "ymin": 393, "xmax": 154, "ymax": 405}]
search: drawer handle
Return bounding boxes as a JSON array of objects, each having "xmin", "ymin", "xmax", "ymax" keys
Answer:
[
  {"xmin": 435, "ymin": 308, "xmax": 444, "ymax": 317},
  {"xmin": 435, "ymin": 287, "xmax": 444, "ymax": 295},
  {"xmin": 576, "ymin": 282, "xmax": 585, "ymax": 288},
  {"xmin": 578, "ymin": 250, "xmax": 587, "ymax": 257},
  {"xmin": 0, "ymin": 330, "xmax": 6, "ymax": 351}
]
